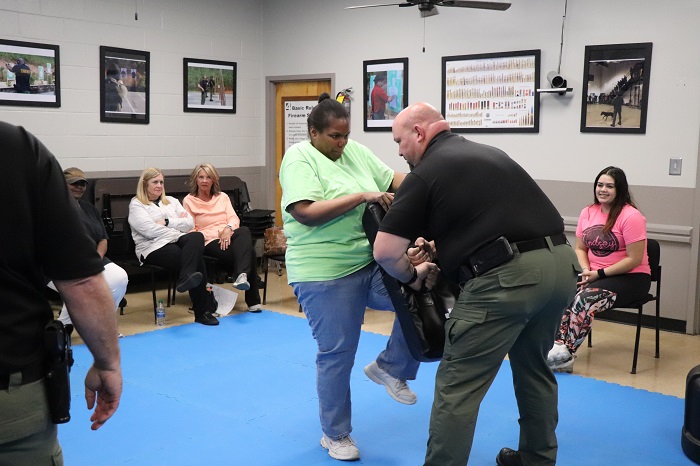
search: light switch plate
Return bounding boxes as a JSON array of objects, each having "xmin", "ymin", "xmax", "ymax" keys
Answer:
[{"xmin": 670, "ymin": 158, "xmax": 682, "ymax": 176}]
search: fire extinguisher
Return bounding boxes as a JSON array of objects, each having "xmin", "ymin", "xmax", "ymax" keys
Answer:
[{"xmin": 336, "ymin": 88, "xmax": 352, "ymax": 116}]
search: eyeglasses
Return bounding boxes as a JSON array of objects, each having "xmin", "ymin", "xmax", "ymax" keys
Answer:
[{"xmin": 70, "ymin": 180, "xmax": 88, "ymax": 187}]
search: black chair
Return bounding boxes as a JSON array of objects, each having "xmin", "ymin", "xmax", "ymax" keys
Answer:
[
  {"xmin": 119, "ymin": 219, "xmax": 176, "ymax": 323},
  {"xmin": 261, "ymin": 252, "xmax": 285, "ymax": 305},
  {"xmin": 588, "ymin": 238, "xmax": 661, "ymax": 374}
]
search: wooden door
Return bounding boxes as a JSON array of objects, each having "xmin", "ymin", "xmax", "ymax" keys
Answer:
[{"xmin": 274, "ymin": 80, "xmax": 331, "ymax": 226}]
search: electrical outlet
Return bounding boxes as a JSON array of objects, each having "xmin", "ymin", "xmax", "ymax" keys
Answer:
[{"xmin": 670, "ymin": 158, "xmax": 682, "ymax": 176}]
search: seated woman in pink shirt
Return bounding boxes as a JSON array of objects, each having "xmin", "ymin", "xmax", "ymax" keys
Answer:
[
  {"xmin": 548, "ymin": 166, "xmax": 651, "ymax": 372},
  {"xmin": 183, "ymin": 163, "xmax": 262, "ymax": 312}
]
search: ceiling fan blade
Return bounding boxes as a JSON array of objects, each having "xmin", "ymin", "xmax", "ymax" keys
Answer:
[
  {"xmin": 438, "ymin": 1, "xmax": 512, "ymax": 10},
  {"xmin": 345, "ymin": 2, "xmax": 412, "ymax": 9}
]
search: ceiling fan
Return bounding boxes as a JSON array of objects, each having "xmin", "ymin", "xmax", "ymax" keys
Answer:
[{"xmin": 345, "ymin": 1, "xmax": 511, "ymax": 18}]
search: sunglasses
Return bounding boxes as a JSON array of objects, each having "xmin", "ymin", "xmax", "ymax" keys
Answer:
[{"xmin": 70, "ymin": 180, "xmax": 88, "ymax": 187}]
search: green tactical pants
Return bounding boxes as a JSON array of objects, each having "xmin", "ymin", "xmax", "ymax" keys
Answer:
[
  {"xmin": 0, "ymin": 376, "xmax": 63, "ymax": 466},
  {"xmin": 425, "ymin": 241, "xmax": 579, "ymax": 466}
]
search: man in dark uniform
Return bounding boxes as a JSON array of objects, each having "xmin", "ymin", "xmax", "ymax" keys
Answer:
[
  {"xmin": 374, "ymin": 103, "xmax": 578, "ymax": 466},
  {"xmin": 208, "ymin": 77, "xmax": 215, "ymax": 101},
  {"xmin": 198, "ymin": 75, "xmax": 209, "ymax": 105},
  {"xmin": 5, "ymin": 57, "xmax": 31, "ymax": 93},
  {"xmin": 104, "ymin": 63, "xmax": 124, "ymax": 112},
  {"xmin": 611, "ymin": 91, "xmax": 624, "ymax": 127},
  {"xmin": 0, "ymin": 122, "xmax": 122, "ymax": 464}
]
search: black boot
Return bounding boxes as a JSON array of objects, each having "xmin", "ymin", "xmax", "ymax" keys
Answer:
[
  {"xmin": 194, "ymin": 289, "xmax": 219, "ymax": 325},
  {"xmin": 496, "ymin": 448, "xmax": 523, "ymax": 466},
  {"xmin": 194, "ymin": 312, "xmax": 219, "ymax": 326},
  {"xmin": 177, "ymin": 272, "xmax": 202, "ymax": 293}
]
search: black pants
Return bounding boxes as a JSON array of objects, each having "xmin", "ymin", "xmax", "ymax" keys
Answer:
[
  {"xmin": 204, "ymin": 226, "xmax": 261, "ymax": 307},
  {"xmin": 594, "ymin": 272, "xmax": 651, "ymax": 307},
  {"xmin": 145, "ymin": 232, "xmax": 213, "ymax": 314}
]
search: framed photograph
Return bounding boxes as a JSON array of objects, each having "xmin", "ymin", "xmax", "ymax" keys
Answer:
[
  {"xmin": 100, "ymin": 46, "xmax": 149, "ymax": 124},
  {"xmin": 442, "ymin": 50, "xmax": 540, "ymax": 133},
  {"xmin": 363, "ymin": 57, "xmax": 408, "ymax": 131},
  {"xmin": 183, "ymin": 58, "xmax": 236, "ymax": 113},
  {"xmin": 0, "ymin": 38, "xmax": 60, "ymax": 107},
  {"xmin": 580, "ymin": 42, "xmax": 653, "ymax": 134}
]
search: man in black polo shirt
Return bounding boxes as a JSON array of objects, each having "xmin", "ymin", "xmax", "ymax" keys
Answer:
[
  {"xmin": 0, "ymin": 122, "xmax": 122, "ymax": 464},
  {"xmin": 374, "ymin": 103, "xmax": 578, "ymax": 466}
]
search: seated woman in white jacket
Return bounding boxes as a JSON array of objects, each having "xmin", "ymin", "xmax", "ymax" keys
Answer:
[{"xmin": 128, "ymin": 167, "xmax": 218, "ymax": 326}]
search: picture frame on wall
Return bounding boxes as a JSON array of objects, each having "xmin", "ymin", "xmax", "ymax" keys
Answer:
[
  {"xmin": 0, "ymin": 38, "xmax": 60, "ymax": 107},
  {"xmin": 442, "ymin": 49, "xmax": 540, "ymax": 133},
  {"xmin": 363, "ymin": 57, "xmax": 408, "ymax": 132},
  {"xmin": 580, "ymin": 42, "xmax": 653, "ymax": 134},
  {"xmin": 100, "ymin": 46, "xmax": 149, "ymax": 124},
  {"xmin": 183, "ymin": 58, "xmax": 236, "ymax": 113}
]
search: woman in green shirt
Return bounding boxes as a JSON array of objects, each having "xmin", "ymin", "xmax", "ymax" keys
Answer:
[{"xmin": 280, "ymin": 94, "xmax": 419, "ymax": 462}]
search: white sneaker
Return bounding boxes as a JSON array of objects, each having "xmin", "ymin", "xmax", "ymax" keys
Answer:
[
  {"xmin": 547, "ymin": 342, "xmax": 574, "ymax": 373},
  {"xmin": 232, "ymin": 273, "xmax": 250, "ymax": 291},
  {"xmin": 320, "ymin": 434, "xmax": 360, "ymax": 461},
  {"xmin": 364, "ymin": 360, "xmax": 417, "ymax": 405},
  {"xmin": 248, "ymin": 304, "xmax": 262, "ymax": 313}
]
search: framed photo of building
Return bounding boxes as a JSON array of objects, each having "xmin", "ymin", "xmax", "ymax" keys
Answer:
[
  {"xmin": 183, "ymin": 58, "xmax": 237, "ymax": 113},
  {"xmin": 442, "ymin": 49, "xmax": 540, "ymax": 133},
  {"xmin": 100, "ymin": 46, "xmax": 149, "ymax": 124},
  {"xmin": 363, "ymin": 57, "xmax": 408, "ymax": 132},
  {"xmin": 580, "ymin": 42, "xmax": 653, "ymax": 134},
  {"xmin": 0, "ymin": 38, "xmax": 60, "ymax": 107}
]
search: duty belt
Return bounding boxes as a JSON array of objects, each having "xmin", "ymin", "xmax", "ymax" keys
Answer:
[
  {"xmin": 0, "ymin": 362, "xmax": 44, "ymax": 390},
  {"xmin": 459, "ymin": 233, "xmax": 568, "ymax": 283},
  {"xmin": 511, "ymin": 232, "xmax": 568, "ymax": 254}
]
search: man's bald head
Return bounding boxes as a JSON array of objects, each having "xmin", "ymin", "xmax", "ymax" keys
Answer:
[{"xmin": 392, "ymin": 102, "xmax": 450, "ymax": 168}]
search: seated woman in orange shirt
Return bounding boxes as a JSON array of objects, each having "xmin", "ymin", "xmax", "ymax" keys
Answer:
[{"xmin": 183, "ymin": 163, "xmax": 262, "ymax": 312}]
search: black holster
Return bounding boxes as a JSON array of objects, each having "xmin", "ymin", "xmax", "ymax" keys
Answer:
[{"xmin": 44, "ymin": 320, "xmax": 74, "ymax": 424}]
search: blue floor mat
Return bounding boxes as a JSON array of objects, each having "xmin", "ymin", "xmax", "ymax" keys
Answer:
[{"xmin": 58, "ymin": 311, "xmax": 692, "ymax": 465}]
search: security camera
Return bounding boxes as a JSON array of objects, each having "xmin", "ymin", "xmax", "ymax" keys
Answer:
[
  {"xmin": 547, "ymin": 71, "xmax": 567, "ymax": 89},
  {"xmin": 536, "ymin": 72, "xmax": 573, "ymax": 95}
]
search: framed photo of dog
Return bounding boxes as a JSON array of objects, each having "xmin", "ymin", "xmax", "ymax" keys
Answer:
[
  {"xmin": 441, "ymin": 49, "xmax": 541, "ymax": 133},
  {"xmin": 183, "ymin": 58, "xmax": 236, "ymax": 114},
  {"xmin": 0, "ymin": 38, "xmax": 60, "ymax": 107},
  {"xmin": 363, "ymin": 57, "xmax": 408, "ymax": 132},
  {"xmin": 580, "ymin": 42, "xmax": 653, "ymax": 134},
  {"xmin": 100, "ymin": 46, "xmax": 150, "ymax": 124}
]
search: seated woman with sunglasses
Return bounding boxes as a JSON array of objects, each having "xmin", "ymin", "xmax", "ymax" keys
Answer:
[
  {"xmin": 129, "ymin": 167, "xmax": 219, "ymax": 326},
  {"xmin": 47, "ymin": 167, "xmax": 129, "ymax": 335}
]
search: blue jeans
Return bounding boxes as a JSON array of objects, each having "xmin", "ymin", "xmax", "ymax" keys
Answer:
[{"xmin": 292, "ymin": 262, "xmax": 420, "ymax": 439}]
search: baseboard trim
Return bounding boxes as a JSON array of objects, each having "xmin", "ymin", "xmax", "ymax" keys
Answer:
[{"xmin": 597, "ymin": 309, "xmax": 686, "ymax": 333}]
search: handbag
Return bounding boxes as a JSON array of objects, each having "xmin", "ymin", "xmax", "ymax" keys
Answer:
[
  {"xmin": 263, "ymin": 226, "xmax": 288, "ymax": 256},
  {"xmin": 362, "ymin": 203, "xmax": 459, "ymax": 362}
]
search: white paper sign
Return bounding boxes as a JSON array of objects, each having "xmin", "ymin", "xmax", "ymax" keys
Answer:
[
  {"xmin": 284, "ymin": 100, "xmax": 316, "ymax": 151},
  {"xmin": 209, "ymin": 284, "xmax": 238, "ymax": 316}
]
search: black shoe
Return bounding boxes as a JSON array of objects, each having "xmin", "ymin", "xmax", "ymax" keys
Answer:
[
  {"xmin": 194, "ymin": 312, "xmax": 219, "ymax": 326},
  {"xmin": 496, "ymin": 448, "xmax": 523, "ymax": 466},
  {"xmin": 177, "ymin": 272, "xmax": 203, "ymax": 292},
  {"xmin": 208, "ymin": 296, "xmax": 219, "ymax": 315}
]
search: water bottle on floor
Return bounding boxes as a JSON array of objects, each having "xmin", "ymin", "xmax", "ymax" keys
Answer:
[{"xmin": 156, "ymin": 299, "xmax": 165, "ymax": 327}]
